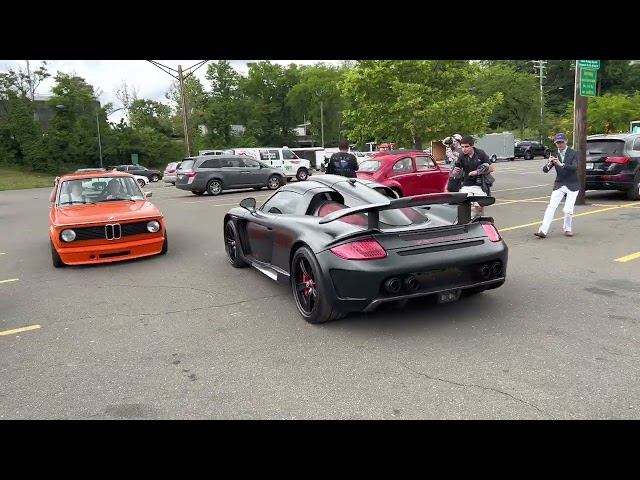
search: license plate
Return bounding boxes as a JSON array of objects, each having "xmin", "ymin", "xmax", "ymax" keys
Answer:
[
  {"xmin": 586, "ymin": 162, "xmax": 593, "ymax": 169},
  {"xmin": 437, "ymin": 289, "xmax": 460, "ymax": 304}
]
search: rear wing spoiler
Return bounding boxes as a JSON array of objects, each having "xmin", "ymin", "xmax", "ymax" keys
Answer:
[{"xmin": 318, "ymin": 192, "xmax": 496, "ymax": 229}]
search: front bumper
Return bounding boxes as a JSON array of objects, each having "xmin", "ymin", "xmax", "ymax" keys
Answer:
[
  {"xmin": 315, "ymin": 240, "xmax": 508, "ymax": 314},
  {"xmin": 55, "ymin": 235, "xmax": 165, "ymax": 265}
]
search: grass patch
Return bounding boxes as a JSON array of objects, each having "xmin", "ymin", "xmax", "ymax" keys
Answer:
[{"xmin": 0, "ymin": 167, "xmax": 56, "ymax": 191}]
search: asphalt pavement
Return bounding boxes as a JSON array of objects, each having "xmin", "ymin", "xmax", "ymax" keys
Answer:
[{"xmin": 1, "ymin": 160, "xmax": 639, "ymax": 419}]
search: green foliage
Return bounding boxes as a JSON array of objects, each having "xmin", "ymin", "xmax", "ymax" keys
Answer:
[
  {"xmin": 1, "ymin": 59, "xmax": 639, "ymax": 186},
  {"xmin": 339, "ymin": 60, "xmax": 502, "ymax": 149}
]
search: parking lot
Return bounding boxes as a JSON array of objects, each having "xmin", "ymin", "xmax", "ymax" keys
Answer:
[{"xmin": 1, "ymin": 159, "xmax": 639, "ymax": 419}]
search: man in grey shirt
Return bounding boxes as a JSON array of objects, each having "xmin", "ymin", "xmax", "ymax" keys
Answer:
[{"xmin": 534, "ymin": 132, "xmax": 580, "ymax": 238}]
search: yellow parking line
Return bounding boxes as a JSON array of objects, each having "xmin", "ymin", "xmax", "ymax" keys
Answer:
[
  {"xmin": 499, "ymin": 203, "xmax": 637, "ymax": 232},
  {"xmin": 0, "ymin": 325, "xmax": 41, "ymax": 336},
  {"xmin": 0, "ymin": 278, "xmax": 19, "ymax": 284},
  {"xmin": 614, "ymin": 252, "xmax": 640, "ymax": 263}
]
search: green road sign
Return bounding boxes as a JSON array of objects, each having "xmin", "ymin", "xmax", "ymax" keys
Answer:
[
  {"xmin": 580, "ymin": 68, "xmax": 597, "ymax": 97},
  {"xmin": 131, "ymin": 153, "xmax": 139, "ymax": 164},
  {"xmin": 578, "ymin": 60, "xmax": 600, "ymax": 69}
]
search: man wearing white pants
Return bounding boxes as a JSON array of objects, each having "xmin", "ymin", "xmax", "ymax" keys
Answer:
[{"xmin": 534, "ymin": 132, "xmax": 580, "ymax": 238}]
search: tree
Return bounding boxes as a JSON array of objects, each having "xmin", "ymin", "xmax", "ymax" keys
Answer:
[
  {"xmin": 0, "ymin": 64, "xmax": 50, "ymax": 170},
  {"xmin": 46, "ymin": 72, "xmax": 104, "ymax": 169},
  {"xmin": 113, "ymin": 79, "xmax": 140, "ymax": 122},
  {"xmin": 203, "ymin": 60, "xmax": 242, "ymax": 146},
  {"xmin": 287, "ymin": 63, "xmax": 347, "ymax": 147},
  {"xmin": 473, "ymin": 63, "xmax": 540, "ymax": 138},
  {"xmin": 339, "ymin": 60, "xmax": 502, "ymax": 149}
]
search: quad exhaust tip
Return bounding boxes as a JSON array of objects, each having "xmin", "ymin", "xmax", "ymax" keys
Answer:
[
  {"xmin": 403, "ymin": 276, "xmax": 420, "ymax": 292},
  {"xmin": 479, "ymin": 265, "xmax": 491, "ymax": 279},
  {"xmin": 491, "ymin": 261, "xmax": 503, "ymax": 276},
  {"xmin": 384, "ymin": 278, "xmax": 402, "ymax": 294}
]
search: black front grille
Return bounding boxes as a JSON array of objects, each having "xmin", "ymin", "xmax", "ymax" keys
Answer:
[{"xmin": 61, "ymin": 221, "xmax": 156, "ymax": 242}]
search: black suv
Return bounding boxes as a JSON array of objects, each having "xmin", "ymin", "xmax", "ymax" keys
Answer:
[
  {"xmin": 514, "ymin": 140, "xmax": 550, "ymax": 160},
  {"xmin": 110, "ymin": 164, "xmax": 163, "ymax": 182},
  {"xmin": 586, "ymin": 133, "xmax": 640, "ymax": 201},
  {"xmin": 175, "ymin": 155, "xmax": 287, "ymax": 196}
]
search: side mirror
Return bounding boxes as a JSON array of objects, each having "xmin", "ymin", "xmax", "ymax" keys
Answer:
[
  {"xmin": 144, "ymin": 191, "xmax": 152, "ymax": 197},
  {"xmin": 240, "ymin": 197, "xmax": 256, "ymax": 211}
]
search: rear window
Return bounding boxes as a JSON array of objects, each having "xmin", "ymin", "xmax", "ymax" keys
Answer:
[
  {"xmin": 587, "ymin": 140, "xmax": 626, "ymax": 155},
  {"xmin": 180, "ymin": 160, "xmax": 195, "ymax": 170},
  {"xmin": 339, "ymin": 184, "xmax": 427, "ymax": 227},
  {"xmin": 358, "ymin": 160, "xmax": 381, "ymax": 172}
]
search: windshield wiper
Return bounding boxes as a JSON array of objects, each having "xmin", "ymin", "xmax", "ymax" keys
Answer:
[
  {"xmin": 59, "ymin": 201, "xmax": 97, "ymax": 205},
  {"xmin": 100, "ymin": 198, "xmax": 136, "ymax": 202}
]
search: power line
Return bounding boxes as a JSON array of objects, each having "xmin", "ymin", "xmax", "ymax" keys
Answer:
[{"xmin": 146, "ymin": 60, "xmax": 209, "ymax": 157}]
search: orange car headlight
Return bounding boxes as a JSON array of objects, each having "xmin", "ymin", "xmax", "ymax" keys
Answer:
[
  {"xmin": 61, "ymin": 229, "xmax": 76, "ymax": 242},
  {"xmin": 146, "ymin": 221, "xmax": 161, "ymax": 233}
]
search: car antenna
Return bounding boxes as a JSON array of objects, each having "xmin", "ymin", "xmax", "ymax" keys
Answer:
[{"xmin": 348, "ymin": 178, "xmax": 357, "ymax": 185}]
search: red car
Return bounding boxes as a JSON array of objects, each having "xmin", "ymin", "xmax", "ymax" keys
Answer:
[{"xmin": 356, "ymin": 150, "xmax": 450, "ymax": 197}]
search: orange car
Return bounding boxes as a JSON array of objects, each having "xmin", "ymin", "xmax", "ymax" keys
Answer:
[{"xmin": 48, "ymin": 171, "xmax": 168, "ymax": 268}]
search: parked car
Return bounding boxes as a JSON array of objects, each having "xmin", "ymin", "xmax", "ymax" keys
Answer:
[
  {"xmin": 355, "ymin": 150, "xmax": 450, "ymax": 197},
  {"xmin": 513, "ymin": 140, "xmax": 550, "ymax": 160},
  {"xmin": 175, "ymin": 155, "xmax": 287, "ymax": 196},
  {"xmin": 110, "ymin": 164, "xmax": 163, "ymax": 182},
  {"xmin": 48, "ymin": 171, "xmax": 168, "ymax": 267},
  {"xmin": 163, "ymin": 161, "xmax": 181, "ymax": 185},
  {"xmin": 585, "ymin": 133, "xmax": 640, "ymax": 201},
  {"xmin": 222, "ymin": 175, "xmax": 506, "ymax": 324}
]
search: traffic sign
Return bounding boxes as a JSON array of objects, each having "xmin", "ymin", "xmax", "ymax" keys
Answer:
[
  {"xmin": 580, "ymin": 68, "xmax": 597, "ymax": 97},
  {"xmin": 578, "ymin": 60, "xmax": 600, "ymax": 69}
]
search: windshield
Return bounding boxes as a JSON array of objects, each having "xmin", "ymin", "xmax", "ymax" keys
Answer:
[
  {"xmin": 57, "ymin": 176, "xmax": 144, "ymax": 206},
  {"xmin": 358, "ymin": 160, "xmax": 381, "ymax": 172},
  {"xmin": 587, "ymin": 140, "xmax": 626, "ymax": 155}
]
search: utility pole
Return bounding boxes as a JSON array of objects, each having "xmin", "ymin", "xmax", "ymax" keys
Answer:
[
  {"xmin": 25, "ymin": 60, "xmax": 38, "ymax": 122},
  {"xmin": 533, "ymin": 60, "xmax": 547, "ymax": 143},
  {"xmin": 147, "ymin": 60, "xmax": 208, "ymax": 158},
  {"xmin": 573, "ymin": 60, "xmax": 588, "ymax": 206}
]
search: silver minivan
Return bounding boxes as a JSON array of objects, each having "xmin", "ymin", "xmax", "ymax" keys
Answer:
[{"xmin": 175, "ymin": 155, "xmax": 286, "ymax": 196}]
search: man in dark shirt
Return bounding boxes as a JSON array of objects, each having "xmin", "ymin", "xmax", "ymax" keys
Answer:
[
  {"xmin": 451, "ymin": 135, "xmax": 495, "ymax": 216},
  {"xmin": 327, "ymin": 138, "xmax": 359, "ymax": 178}
]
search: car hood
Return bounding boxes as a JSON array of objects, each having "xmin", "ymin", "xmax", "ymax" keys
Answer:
[{"xmin": 52, "ymin": 201, "xmax": 162, "ymax": 226}]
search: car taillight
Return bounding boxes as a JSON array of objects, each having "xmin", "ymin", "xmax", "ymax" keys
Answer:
[
  {"xmin": 168, "ymin": 168, "xmax": 176, "ymax": 173},
  {"xmin": 330, "ymin": 238, "xmax": 387, "ymax": 260},
  {"xmin": 482, "ymin": 224, "xmax": 502, "ymax": 242},
  {"xmin": 605, "ymin": 156, "xmax": 630, "ymax": 164},
  {"xmin": 185, "ymin": 172, "xmax": 196, "ymax": 178}
]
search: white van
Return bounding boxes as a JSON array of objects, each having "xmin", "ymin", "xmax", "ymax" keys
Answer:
[{"xmin": 222, "ymin": 147, "xmax": 312, "ymax": 181}]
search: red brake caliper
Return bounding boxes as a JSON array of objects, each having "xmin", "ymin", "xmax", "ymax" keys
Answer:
[{"xmin": 302, "ymin": 274, "xmax": 309, "ymax": 296}]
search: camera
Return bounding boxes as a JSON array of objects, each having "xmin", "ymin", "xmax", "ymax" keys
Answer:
[{"xmin": 443, "ymin": 136, "xmax": 454, "ymax": 147}]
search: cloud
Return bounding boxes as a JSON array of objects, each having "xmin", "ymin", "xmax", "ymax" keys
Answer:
[{"xmin": 0, "ymin": 60, "xmax": 340, "ymax": 124}]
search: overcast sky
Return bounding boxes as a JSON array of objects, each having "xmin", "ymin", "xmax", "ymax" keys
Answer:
[{"xmin": 0, "ymin": 60, "xmax": 341, "ymax": 124}]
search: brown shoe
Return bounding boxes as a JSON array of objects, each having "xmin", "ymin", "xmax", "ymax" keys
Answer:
[
  {"xmin": 565, "ymin": 231, "xmax": 573, "ymax": 237},
  {"xmin": 534, "ymin": 231, "xmax": 546, "ymax": 238}
]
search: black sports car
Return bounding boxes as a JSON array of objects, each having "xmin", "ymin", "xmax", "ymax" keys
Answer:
[{"xmin": 223, "ymin": 175, "xmax": 508, "ymax": 324}]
